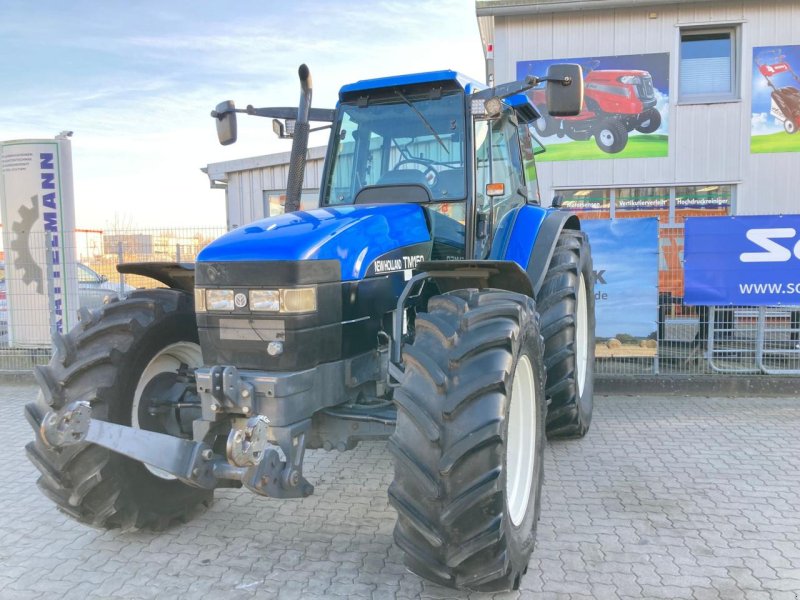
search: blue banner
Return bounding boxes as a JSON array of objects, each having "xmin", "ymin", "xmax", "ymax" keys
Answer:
[
  {"xmin": 582, "ymin": 218, "xmax": 659, "ymax": 339},
  {"xmin": 685, "ymin": 215, "xmax": 800, "ymax": 306}
]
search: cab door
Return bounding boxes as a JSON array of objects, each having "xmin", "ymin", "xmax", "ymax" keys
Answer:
[{"xmin": 473, "ymin": 110, "xmax": 528, "ymax": 259}]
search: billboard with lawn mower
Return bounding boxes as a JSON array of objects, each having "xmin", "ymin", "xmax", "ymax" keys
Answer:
[
  {"xmin": 751, "ymin": 45, "xmax": 800, "ymax": 153},
  {"xmin": 517, "ymin": 53, "xmax": 669, "ymax": 161}
]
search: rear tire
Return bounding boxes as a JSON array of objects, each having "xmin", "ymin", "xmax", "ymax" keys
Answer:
[
  {"xmin": 390, "ymin": 289, "xmax": 546, "ymax": 591},
  {"xmin": 533, "ymin": 109, "xmax": 558, "ymax": 137},
  {"xmin": 25, "ymin": 289, "xmax": 212, "ymax": 531},
  {"xmin": 594, "ymin": 118, "xmax": 628, "ymax": 153},
  {"xmin": 785, "ymin": 119, "xmax": 797, "ymax": 134},
  {"xmin": 537, "ymin": 229, "xmax": 596, "ymax": 439}
]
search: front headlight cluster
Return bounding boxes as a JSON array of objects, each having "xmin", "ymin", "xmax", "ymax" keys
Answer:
[{"xmin": 194, "ymin": 287, "xmax": 316, "ymax": 313}]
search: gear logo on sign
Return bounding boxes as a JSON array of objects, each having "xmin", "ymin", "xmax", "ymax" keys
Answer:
[
  {"xmin": 10, "ymin": 195, "xmax": 44, "ymax": 293},
  {"xmin": 234, "ymin": 293, "xmax": 248, "ymax": 308}
]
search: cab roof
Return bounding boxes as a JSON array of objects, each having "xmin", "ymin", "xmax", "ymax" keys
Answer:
[{"xmin": 339, "ymin": 70, "xmax": 486, "ymax": 100}]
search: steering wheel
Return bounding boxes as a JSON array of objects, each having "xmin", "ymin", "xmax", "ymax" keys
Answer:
[{"xmin": 393, "ymin": 159, "xmax": 438, "ymax": 187}]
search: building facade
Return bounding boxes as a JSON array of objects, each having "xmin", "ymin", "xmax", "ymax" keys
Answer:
[{"xmin": 478, "ymin": 0, "xmax": 800, "ymax": 215}]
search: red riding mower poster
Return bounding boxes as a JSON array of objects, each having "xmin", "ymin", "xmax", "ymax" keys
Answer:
[
  {"xmin": 517, "ymin": 53, "xmax": 669, "ymax": 161},
  {"xmin": 752, "ymin": 45, "xmax": 800, "ymax": 153}
]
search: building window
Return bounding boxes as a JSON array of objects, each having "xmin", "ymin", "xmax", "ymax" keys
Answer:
[
  {"xmin": 263, "ymin": 189, "xmax": 320, "ymax": 217},
  {"xmin": 679, "ymin": 27, "xmax": 738, "ymax": 102}
]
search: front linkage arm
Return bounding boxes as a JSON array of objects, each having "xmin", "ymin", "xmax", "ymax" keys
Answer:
[{"xmin": 40, "ymin": 401, "xmax": 313, "ymax": 498}]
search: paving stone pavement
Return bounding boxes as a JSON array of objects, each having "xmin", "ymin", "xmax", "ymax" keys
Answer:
[{"xmin": 1, "ymin": 382, "xmax": 800, "ymax": 600}]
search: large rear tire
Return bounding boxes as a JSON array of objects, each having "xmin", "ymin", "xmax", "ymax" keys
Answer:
[
  {"xmin": 594, "ymin": 118, "xmax": 628, "ymax": 153},
  {"xmin": 25, "ymin": 289, "xmax": 213, "ymax": 531},
  {"xmin": 537, "ymin": 229, "xmax": 596, "ymax": 439},
  {"xmin": 390, "ymin": 289, "xmax": 546, "ymax": 591}
]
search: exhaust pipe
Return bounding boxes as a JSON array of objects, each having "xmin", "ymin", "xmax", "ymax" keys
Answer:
[{"xmin": 284, "ymin": 64, "xmax": 312, "ymax": 214}]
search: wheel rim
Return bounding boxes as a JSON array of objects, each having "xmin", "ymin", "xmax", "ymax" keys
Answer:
[
  {"xmin": 506, "ymin": 354, "xmax": 536, "ymax": 527},
  {"xmin": 576, "ymin": 273, "xmax": 589, "ymax": 396},
  {"xmin": 599, "ymin": 129, "xmax": 614, "ymax": 146},
  {"xmin": 132, "ymin": 341, "xmax": 203, "ymax": 480}
]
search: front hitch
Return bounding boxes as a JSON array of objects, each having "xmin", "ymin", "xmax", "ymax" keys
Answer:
[{"xmin": 40, "ymin": 402, "xmax": 313, "ymax": 498}]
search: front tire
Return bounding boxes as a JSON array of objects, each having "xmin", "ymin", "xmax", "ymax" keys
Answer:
[
  {"xmin": 537, "ymin": 230, "xmax": 596, "ymax": 439},
  {"xmin": 635, "ymin": 107, "xmax": 662, "ymax": 134},
  {"xmin": 390, "ymin": 289, "xmax": 546, "ymax": 591},
  {"xmin": 25, "ymin": 289, "xmax": 212, "ymax": 531},
  {"xmin": 785, "ymin": 119, "xmax": 798, "ymax": 134}
]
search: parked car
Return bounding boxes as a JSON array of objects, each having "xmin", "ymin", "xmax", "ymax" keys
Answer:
[{"xmin": 0, "ymin": 262, "xmax": 135, "ymax": 344}]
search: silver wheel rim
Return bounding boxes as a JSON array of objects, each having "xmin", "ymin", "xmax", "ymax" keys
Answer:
[
  {"xmin": 576, "ymin": 273, "xmax": 589, "ymax": 396},
  {"xmin": 599, "ymin": 129, "xmax": 614, "ymax": 146},
  {"xmin": 506, "ymin": 354, "xmax": 536, "ymax": 527},
  {"xmin": 132, "ymin": 341, "xmax": 203, "ymax": 480}
]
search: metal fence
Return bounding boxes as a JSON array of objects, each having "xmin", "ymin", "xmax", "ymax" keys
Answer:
[
  {"xmin": 0, "ymin": 225, "xmax": 797, "ymax": 377},
  {"xmin": 0, "ymin": 227, "xmax": 224, "ymax": 373}
]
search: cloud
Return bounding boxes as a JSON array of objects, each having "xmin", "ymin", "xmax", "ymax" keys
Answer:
[{"xmin": 751, "ymin": 111, "xmax": 782, "ymax": 136}]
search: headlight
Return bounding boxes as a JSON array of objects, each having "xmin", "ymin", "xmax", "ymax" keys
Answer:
[
  {"xmin": 249, "ymin": 290, "xmax": 280, "ymax": 312},
  {"xmin": 281, "ymin": 287, "xmax": 317, "ymax": 313},
  {"xmin": 619, "ymin": 75, "xmax": 640, "ymax": 84},
  {"xmin": 194, "ymin": 287, "xmax": 206, "ymax": 312},
  {"xmin": 206, "ymin": 289, "xmax": 234, "ymax": 311}
]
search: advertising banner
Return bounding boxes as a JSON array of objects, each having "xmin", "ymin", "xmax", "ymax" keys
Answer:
[
  {"xmin": 517, "ymin": 53, "xmax": 669, "ymax": 161},
  {"xmin": 685, "ymin": 215, "xmax": 800, "ymax": 306},
  {"xmin": 0, "ymin": 138, "xmax": 79, "ymax": 346},
  {"xmin": 751, "ymin": 45, "xmax": 800, "ymax": 153},
  {"xmin": 581, "ymin": 218, "xmax": 659, "ymax": 357}
]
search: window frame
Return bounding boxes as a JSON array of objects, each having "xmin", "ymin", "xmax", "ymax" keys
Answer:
[{"xmin": 677, "ymin": 24, "xmax": 741, "ymax": 105}]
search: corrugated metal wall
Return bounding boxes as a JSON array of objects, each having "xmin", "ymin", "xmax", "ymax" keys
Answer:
[
  {"xmin": 491, "ymin": 0, "xmax": 800, "ymax": 213},
  {"xmin": 212, "ymin": 147, "xmax": 327, "ymax": 230}
]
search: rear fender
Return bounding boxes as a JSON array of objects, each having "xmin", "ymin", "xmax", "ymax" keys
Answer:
[
  {"xmin": 117, "ymin": 262, "xmax": 195, "ymax": 292},
  {"xmin": 523, "ymin": 210, "xmax": 581, "ymax": 295}
]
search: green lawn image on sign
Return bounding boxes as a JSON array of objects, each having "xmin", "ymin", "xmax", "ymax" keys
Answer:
[
  {"xmin": 518, "ymin": 52, "xmax": 670, "ymax": 161},
  {"xmin": 538, "ymin": 134, "xmax": 668, "ymax": 162},
  {"xmin": 751, "ymin": 44, "xmax": 800, "ymax": 153}
]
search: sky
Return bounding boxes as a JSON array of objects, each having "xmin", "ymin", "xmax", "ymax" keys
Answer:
[{"xmin": 0, "ymin": 0, "xmax": 485, "ymax": 229}]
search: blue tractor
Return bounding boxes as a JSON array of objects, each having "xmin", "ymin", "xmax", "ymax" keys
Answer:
[{"xmin": 28, "ymin": 63, "xmax": 594, "ymax": 591}]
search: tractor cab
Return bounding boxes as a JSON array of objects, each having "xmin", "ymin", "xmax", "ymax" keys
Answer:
[{"xmin": 320, "ymin": 70, "xmax": 551, "ymax": 263}]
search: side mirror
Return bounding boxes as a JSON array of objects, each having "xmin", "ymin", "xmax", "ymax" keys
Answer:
[
  {"xmin": 99, "ymin": 274, "xmax": 108, "ymax": 283},
  {"xmin": 212, "ymin": 100, "xmax": 238, "ymax": 146},
  {"xmin": 546, "ymin": 63, "xmax": 584, "ymax": 117}
]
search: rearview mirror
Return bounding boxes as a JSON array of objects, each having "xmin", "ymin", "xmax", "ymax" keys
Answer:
[
  {"xmin": 212, "ymin": 100, "xmax": 238, "ymax": 146},
  {"xmin": 546, "ymin": 63, "xmax": 584, "ymax": 117}
]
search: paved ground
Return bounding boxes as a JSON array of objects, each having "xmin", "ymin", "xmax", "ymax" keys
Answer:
[{"xmin": 1, "ymin": 383, "xmax": 800, "ymax": 599}]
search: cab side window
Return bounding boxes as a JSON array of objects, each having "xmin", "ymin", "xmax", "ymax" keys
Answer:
[{"xmin": 474, "ymin": 112, "xmax": 527, "ymax": 257}]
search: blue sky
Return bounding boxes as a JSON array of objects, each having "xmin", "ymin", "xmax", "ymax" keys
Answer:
[{"xmin": 0, "ymin": 0, "xmax": 484, "ymax": 228}]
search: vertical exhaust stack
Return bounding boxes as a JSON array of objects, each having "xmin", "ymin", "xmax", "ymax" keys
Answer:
[{"xmin": 284, "ymin": 64, "xmax": 312, "ymax": 214}]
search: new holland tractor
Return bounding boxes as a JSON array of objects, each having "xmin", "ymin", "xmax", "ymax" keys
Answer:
[{"xmin": 26, "ymin": 63, "xmax": 595, "ymax": 591}]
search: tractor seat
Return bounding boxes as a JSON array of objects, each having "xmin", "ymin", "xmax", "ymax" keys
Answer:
[
  {"xmin": 376, "ymin": 169, "xmax": 429, "ymax": 187},
  {"xmin": 434, "ymin": 168, "xmax": 465, "ymax": 198}
]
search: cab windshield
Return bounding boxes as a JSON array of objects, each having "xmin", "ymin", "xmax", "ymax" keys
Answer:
[{"xmin": 322, "ymin": 89, "xmax": 466, "ymax": 208}]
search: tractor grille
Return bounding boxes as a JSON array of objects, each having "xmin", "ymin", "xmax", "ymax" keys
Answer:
[{"xmin": 635, "ymin": 76, "xmax": 655, "ymax": 100}]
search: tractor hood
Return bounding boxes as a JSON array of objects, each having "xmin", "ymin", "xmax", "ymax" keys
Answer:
[{"xmin": 196, "ymin": 204, "xmax": 432, "ymax": 281}]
